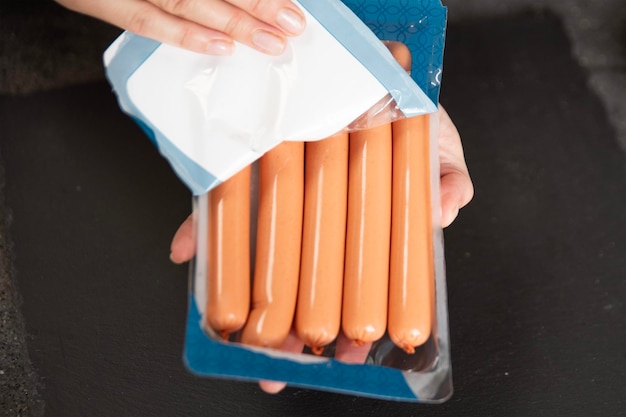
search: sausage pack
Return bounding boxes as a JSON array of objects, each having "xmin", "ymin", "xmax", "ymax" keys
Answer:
[{"xmin": 104, "ymin": 0, "xmax": 452, "ymax": 403}]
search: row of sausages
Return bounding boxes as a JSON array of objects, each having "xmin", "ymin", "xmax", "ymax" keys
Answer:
[{"xmin": 204, "ymin": 42, "xmax": 435, "ymax": 356}]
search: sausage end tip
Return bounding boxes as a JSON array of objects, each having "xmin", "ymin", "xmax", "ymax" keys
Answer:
[
  {"xmin": 400, "ymin": 344, "xmax": 416, "ymax": 355},
  {"xmin": 311, "ymin": 346, "xmax": 325, "ymax": 356},
  {"xmin": 352, "ymin": 339, "xmax": 367, "ymax": 347}
]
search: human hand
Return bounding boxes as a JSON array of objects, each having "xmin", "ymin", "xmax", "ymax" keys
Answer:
[
  {"xmin": 55, "ymin": 0, "xmax": 306, "ymax": 55},
  {"xmin": 437, "ymin": 105, "xmax": 474, "ymax": 227},
  {"xmin": 169, "ymin": 106, "xmax": 473, "ymax": 393}
]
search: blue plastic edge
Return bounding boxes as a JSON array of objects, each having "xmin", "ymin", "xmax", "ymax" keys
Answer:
[{"xmin": 183, "ymin": 295, "xmax": 418, "ymax": 401}]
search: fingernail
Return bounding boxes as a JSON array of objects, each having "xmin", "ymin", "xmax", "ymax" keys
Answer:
[
  {"xmin": 446, "ymin": 206, "xmax": 460, "ymax": 227},
  {"xmin": 206, "ymin": 39, "xmax": 234, "ymax": 55},
  {"xmin": 252, "ymin": 30, "xmax": 286, "ymax": 55},
  {"xmin": 277, "ymin": 8, "xmax": 305, "ymax": 35},
  {"xmin": 441, "ymin": 204, "xmax": 459, "ymax": 228}
]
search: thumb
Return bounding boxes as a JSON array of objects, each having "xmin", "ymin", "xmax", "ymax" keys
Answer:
[{"xmin": 440, "ymin": 169, "xmax": 474, "ymax": 228}]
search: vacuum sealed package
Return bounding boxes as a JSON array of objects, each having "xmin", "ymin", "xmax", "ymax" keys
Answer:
[{"xmin": 104, "ymin": 0, "xmax": 451, "ymax": 403}]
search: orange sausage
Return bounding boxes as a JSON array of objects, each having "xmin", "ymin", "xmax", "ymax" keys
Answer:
[
  {"xmin": 295, "ymin": 132, "xmax": 349, "ymax": 354},
  {"xmin": 342, "ymin": 123, "xmax": 393, "ymax": 346},
  {"xmin": 387, "ymin": 42, "xmax": 435, "ymax": 353},
  {"xmin": 240, "ymin": 141, "xmax": 305, "ymax": 348},
  {"xmin": 205, "ymin": 166, "xmax": 252, "ymax": 340},
  {"xmin": 388, "ymin": 114, "xmax": 434, "ymax": 353}
]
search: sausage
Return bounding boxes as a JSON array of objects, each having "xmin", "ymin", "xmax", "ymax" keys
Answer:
[
  {"xmin": 388, "ymin": 114, "xmax": 434, "ymax": 353},
  {"xmin": 240, "ymin": 141, "xmax": 305, "ymax": 348},
  {"xmin": 205, "ymin": 165, "xmax": 252, "ymax": 340},
  {"xmin": 295, "ymin": 132, "xmax": 349, "ymax": 355},
  {"xmin": 387, "ymin": 42, "xmax": 435, "ymax": 353},
  {"xmin": 342, "ymin": 122, "xmax": 393, "ymax": 346}
]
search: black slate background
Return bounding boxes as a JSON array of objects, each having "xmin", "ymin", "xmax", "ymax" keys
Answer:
[{"xmin": 0, "ymin": 10, "xmax": 625, "ymax": 417}]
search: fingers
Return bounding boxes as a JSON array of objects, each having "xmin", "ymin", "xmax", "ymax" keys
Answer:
[
  {"xmin": 334, "ymin": 333, "xmax": 372, "ymax": 364},
  {"xmin": 148, "ymin": 0, "xmax": 299, "ymax": 54},
  {"xmin": 257, "ymin": 331, "xmax": 371, "ymax": 394},
  {"xmin": 258, "ymin": 331, "xmax": 304, "ymax": 394},
  {"xmin": 440, "ymin": 170, "xmax": 473, "ymax": 228},
  {"xmin": 57, "ymin": 0, "xmax": 232, "ymax": 54},
  {"xmin": 256, "ymin": 330, "xmax": 372, "ymax": 394},
  {"xmin": 170, "ymin": 214, "xmax": 196, "ymax": 263},
  {"xmin": 220, "ymin": 0, "xmax": 307, "ymax": 36},
  {"xmin": 124, "ymin": 0, "xmax": 237, "ymax": 54},
  {"xmin": 56, "ymin": 0, "xmax": 305, "ymax": 55},
  {"xmin": 437, "ymin": 105, "xmax": 474, "ymax": 228},
  {"xmin": 258, "ymin": 380, "xmax": 288, "ymax": 394}
]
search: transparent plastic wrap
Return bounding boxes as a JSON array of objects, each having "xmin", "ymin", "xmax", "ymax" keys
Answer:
[
  {"xmin": 103, "ymin": 0, "xmax": 438, "ymax": 196},
  {"xmin": 183, "ymin": 0, "xmax": 452, "ymax": 399},
  {"xmin": 186, "ymin": 108, "xmax": 451, "ymax": 402},
  {"xmin": 103, "ymin": 0, "xmax": 451, "ymax": 403}
]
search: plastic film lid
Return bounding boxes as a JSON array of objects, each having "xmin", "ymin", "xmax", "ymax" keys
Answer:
[{"xmin": 103, "ymin": 0, "xmax": 436, "ymax": 195}]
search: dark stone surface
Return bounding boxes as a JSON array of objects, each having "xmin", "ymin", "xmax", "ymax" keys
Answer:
[
  {"xmin": 0, "ymin": 167, "xmax": 42, "ymax": 417},
  {"xmin": 0, "ymin": 1, "xmax": 119, "ymax": 95},
  {"xmin": 439, "ymin": 10, "xmax": 626, "ymax": 416},
  {"xmin": 0, "ymin": 9, "xmax": 625, "ymax": 417}
]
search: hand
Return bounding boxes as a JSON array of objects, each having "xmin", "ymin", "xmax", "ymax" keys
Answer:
[
  {"xmin": 437, "ymin": 105, "xmax": 474, "ymax": 227},
  {"xmin": 55, "ymin": 0, "xmax": 306, "ymax": 55},
  {"xmin": 169, "ymin": 106, "xmax": 473, "ymax": 393},
  {"xmin": 255, "ymin": 330, "xmax": 374, "ymax": 394}
]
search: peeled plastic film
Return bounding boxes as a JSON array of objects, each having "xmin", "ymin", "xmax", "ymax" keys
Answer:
[{"xmin": 104, "ymin": 0, "xmax": 436, "ymax": 195}]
